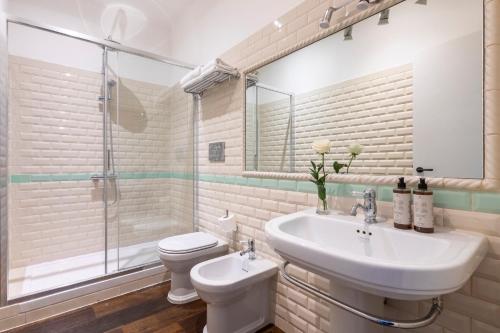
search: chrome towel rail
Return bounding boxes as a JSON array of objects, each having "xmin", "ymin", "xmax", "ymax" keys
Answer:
[{"xmin": 280, "ymin": 261, "xmax": 442, "ymax": 329}]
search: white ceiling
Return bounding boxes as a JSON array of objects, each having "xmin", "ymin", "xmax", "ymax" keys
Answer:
[{"xmin": 6, "ymin": 0, "xmax": 304, "ymax": 65}]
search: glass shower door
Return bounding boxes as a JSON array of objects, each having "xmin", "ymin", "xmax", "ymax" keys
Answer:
[
  {"xmin": 6, "ymin": 20, "xmax": 195, "ymax": 300},
  {"xmin": 7, "ymin": 23, "xmax": 107, "ymax": 298},
  {"xmin": 106, "ymin": 51, "xmax": 194, "ymax": 271}
]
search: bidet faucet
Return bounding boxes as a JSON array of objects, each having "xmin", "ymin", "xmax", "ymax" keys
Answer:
[
  {"xmin": 351, "ymin": 188, "xmax": 377, "ymax": 224},
  {"xmin": 240, "ymin": 238, "xmax": 256, "ymax": 260}
]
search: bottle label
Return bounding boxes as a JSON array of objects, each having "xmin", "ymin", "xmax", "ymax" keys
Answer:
[
  {"xmin": 413, "ymin": 194, "xmax": 434, "ymax": 228},
  {"xmin": 393, "ymin": 192, "xmax": 411, "ymax": 225}
]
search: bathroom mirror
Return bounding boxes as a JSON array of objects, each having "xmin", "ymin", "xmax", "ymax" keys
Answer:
[{"xmin": 245, "ymin": 0, "xmax": 483, "ymax": 179}]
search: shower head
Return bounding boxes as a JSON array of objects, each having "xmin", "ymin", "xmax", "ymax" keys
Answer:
[
  {"xmin": 319, "ymin": 7, "xmax": 335, "ymax": 29},
  {"xmin": 108, "ymin": 79, "xmax": 117, "ymax": 87}
]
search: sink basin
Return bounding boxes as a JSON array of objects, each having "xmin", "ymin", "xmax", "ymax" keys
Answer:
[{"xmin": 265, "ymin": 209, "xmax": 487, "ymax": 300}]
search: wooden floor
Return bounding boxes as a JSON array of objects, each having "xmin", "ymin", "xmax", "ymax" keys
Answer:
[{"xmin": 7, "ymin": 282, "xmax": 284, "ymax": 333}]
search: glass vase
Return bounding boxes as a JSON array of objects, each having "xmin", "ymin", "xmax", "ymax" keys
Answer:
[{"xmin": 316, "ymin": 197, "xmax": 329, "ymax": 215}]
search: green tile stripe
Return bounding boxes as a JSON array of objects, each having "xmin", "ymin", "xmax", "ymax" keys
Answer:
[
  {"xmin": 433, "ymin": 190, "xmax": 471, "ymax": 211},
  {"xmin": 10, "ymin": 172, "xmax": 182, "ymax": 183},
  {"xmin": 8, "ymin": 172, "xmax": 500, "ymax": 214},
  {"xmin": 195, "ymin": 174, "xmax": 500, "ymax": 214},
  {"xmin": 472, "ymin": 192, "xmax": 500, "ymax": 214}
]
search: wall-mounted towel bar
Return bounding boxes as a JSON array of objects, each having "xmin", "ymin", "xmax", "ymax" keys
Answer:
[{"xmin": 280, "ymin": 261, "xmax": 443, "ymax": 329}]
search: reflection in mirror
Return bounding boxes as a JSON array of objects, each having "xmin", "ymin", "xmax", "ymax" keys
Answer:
[
  {"xmin": 246, "ymin": 80, "xmax": 295, "ymax": 172},
  {"xmin": 245, "ymin": 0, "xmax": 483, "ymax": 179}
]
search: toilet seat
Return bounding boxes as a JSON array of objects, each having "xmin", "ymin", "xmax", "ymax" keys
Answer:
[
  {"xmin": 158, "ymin": 232, "xmax": 218, "ymax": 254},
  {"xmin": 157, "ymin": 232, "xmax": 228, "ymax": 305}
]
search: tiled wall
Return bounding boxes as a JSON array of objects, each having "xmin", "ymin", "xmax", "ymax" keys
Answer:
[
  {"xmin": 8, "ymin": 56, "xmax": 103, "ymax": 175},
  {"xmin": 0, "ymin": 2, "xmax": 8, "ymax": 304},
  {"xmin": 166, "ymin": 86, "xmax": 195, "ymax": 235},
  {"xmin": 197, "ymin": 178, "xmax": 500, "ymax": 333},
  {"xmin": 255, "ymin": 64, "xmax": 413, "ymax": 175},
  {"xmin": 196, "ymin": 0, "xmax": 500, "ymax": 332},
  {"xmin": 8, "ymin": 56, "xmax": 193, "ymax": 269}
]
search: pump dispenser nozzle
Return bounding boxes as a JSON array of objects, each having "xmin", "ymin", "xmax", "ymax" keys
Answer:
[{"xmin": 418, "ymin": 178, "xmax": 428, "ymax": 191}]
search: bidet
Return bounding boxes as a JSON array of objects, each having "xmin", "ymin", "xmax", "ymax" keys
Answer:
[{"xmin": 191, "ymin": 253, "xmax": 278, "ymax": 333}]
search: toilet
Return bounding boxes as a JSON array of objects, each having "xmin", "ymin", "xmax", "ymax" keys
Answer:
[
  {"xmin": 158, "ymin": 232, "xmax": 228, "ymax": 304},
  {"xmin": 190, "ymin": 252, "xmax": 278, "ymax": 333}
]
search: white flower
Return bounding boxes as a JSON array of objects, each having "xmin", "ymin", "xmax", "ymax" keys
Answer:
[
  {"xmin": 348, "ymin": 143, "xmax": 363, "ymax": 156},
  {"xmin": 312, "ymin": 140, "xmax": 332, "ymax": 154}
]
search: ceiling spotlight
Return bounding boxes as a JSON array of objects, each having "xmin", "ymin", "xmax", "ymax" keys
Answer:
[
  {"xmin": 415, "ymin": 0, "xmax": 427, "ymax": 4},
  {"xmin": 273, "ymin": 20, "xmax": 283, "ymax": 29},
  {"xmin": 320, "ymin": 7, "xmax": 335, "ymax": 29},
  {"xmin": 344, "ymin": 26, "xmax": 353, "ymax": 41},
  {"xmin": 357, "ymin": 0, "xmax": 370, "ymax": 10},
  {"xmin": 378, "ymin": 8, "xmax": 390, "ymax": 25}
]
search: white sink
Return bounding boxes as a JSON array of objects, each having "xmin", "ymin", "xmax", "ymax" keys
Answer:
[{"xmin": 265, "ymin": 209, "xmax": 487, "ymax": 300}]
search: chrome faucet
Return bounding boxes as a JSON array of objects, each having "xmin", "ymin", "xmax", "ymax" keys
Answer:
[
  {"xmin": 350, "ymin": 188, "xmax": 378, "ymax": 224},
  {"xmin": 240, "ymin": 238, "xmax": 256, "ymax": 260}
]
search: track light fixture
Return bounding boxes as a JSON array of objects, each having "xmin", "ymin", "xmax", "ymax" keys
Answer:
[
  {"xmin": 320, "ymin": 7, "xmax": 335, "ymax": 29},
  {"xmin": 378, "ymin": 8, "xmax": 390, "ymax": 25},
  {"xmin": 344, "ymin": 26, "xmax": 353, "ymax": 40},
  {"xmin": 357, "ymin": 0, "xmax": 370, "ymax": 10}
]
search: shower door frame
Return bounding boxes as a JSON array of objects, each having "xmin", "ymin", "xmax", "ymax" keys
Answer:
[
  {"xmin": 7, "ymin": 16, "xmax": 194, "ymax": 69},
  {"xmin": 2, "ymin": 16, "xmax": 196, "ymax": 305}
]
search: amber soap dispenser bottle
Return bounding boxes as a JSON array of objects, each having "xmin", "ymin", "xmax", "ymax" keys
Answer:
[
  {"xmin": 413, "ymin": 178, "xmax": 434, "ymax": 233},
  {"xmin": 393, "ymin": 177, "xmax": 412, "ymax": 229}
]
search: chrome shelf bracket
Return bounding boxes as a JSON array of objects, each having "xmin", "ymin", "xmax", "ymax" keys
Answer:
[{"xmin": 280, "ymin": 261, "xmax": 443, "ymax": 329}]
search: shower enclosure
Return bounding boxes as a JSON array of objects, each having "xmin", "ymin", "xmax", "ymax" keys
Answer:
[{"xmin": 5, "ymin": 18, "xmax": 195, "ymax": 300}]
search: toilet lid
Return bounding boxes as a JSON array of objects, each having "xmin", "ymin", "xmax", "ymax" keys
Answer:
[{"xmin": 158, "ymin": 232, "xmax": 218, "ymax": 254}]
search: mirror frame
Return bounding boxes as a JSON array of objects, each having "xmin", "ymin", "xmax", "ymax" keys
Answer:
[{"xmin": 241, "ymin": 0, "xmax": 499, "ymax": 191}]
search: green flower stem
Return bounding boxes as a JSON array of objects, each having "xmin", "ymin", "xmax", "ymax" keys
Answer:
[
  {"xmin": 346, "ymin": 154, "xmax": 355, "ymax": 174},
  {"xmin": 310, "ymin": 154, "xmax": 328, "ymax": 213},
  {"xmin": 322, "ymin": 153, "xmax": 326, "ymax": 181},
  {"xmin": 320, "ymin": 153, "xmax": 327, "ymax": 209}
]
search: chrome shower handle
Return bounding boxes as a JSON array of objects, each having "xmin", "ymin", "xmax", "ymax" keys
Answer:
[
  {"xmin": 90, "ymin": 174, "xmax": 117, "ymax": 181},
  {"xmin": 90, "ymin": 174, "xmax": 119, "ymax": 205}
]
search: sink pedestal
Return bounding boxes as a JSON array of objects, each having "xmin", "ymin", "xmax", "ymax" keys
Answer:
[{"xmin": 329, "ymin": 280, "xmax": 384, "ymax": 333}]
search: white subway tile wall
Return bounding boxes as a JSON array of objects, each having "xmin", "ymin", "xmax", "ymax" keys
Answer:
[
  {"xmin": 8, "ymin": 56, "xmax": 103, "ymax": 175},
  {"xmin": 197, "ymin": 181, "xmax": 500, "ymax": 333},
  {"xmin": 8, "ymin": 56, "xmax": 193, "ymax": 270},
  {"xmin": 254, "ymin": 64, "xmax": 413, "ymax": 174},
  {"xmin": 196, "ymin": 0, "xmax": 500, "ymax": 332},
  {"xmin": 0, "ymin": 5, "xmax": 8, "ymax": 305}
]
